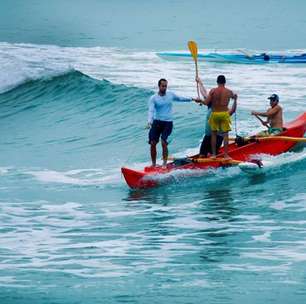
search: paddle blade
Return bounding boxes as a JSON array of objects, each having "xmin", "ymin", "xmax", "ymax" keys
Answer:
[{"xmin": 188, "ymin": 41, "xmax": 198, "ymax": 61}]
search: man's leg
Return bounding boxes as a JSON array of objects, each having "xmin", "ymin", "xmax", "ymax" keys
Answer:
[
  {"xmin": 199, "ymin": 135, "xmax": 211, "ymax": 157},
  {"xmin": 150, "ymin": 141, "xmax": 157, "ymax": 166},
  {"xmin": 211, "ymin": 131, "xmax": 217, "ymax": 157},
  {"xmin": 216, "ymin": 135, "xmax": 224, "ymax": 155},
  {"xmin": 223, "ymin": 132, "xmax": 230, "ymax": 159},
  {"xmin": 161, "ymin": 140, "xmax": 168, "ymax": 167},
  {"xmin": 161, "ymin": 121, "xmax": 173, "ymax": 167},
  {"xmin": 148, "ymin": 120, "xmax": 161, "ymax": 167}
]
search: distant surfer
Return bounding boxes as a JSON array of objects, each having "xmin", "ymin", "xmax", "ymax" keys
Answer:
[
  {"xmin": 251, "ymin": 94, "xmax": 283, "ymax": 135},
  {"xmin": 195, "ymin": 76, "xmax": 237, "ymax": 157},
  {"xmin": 261, "ymin": 53, "xmax": 270, "ymax": 61},
  {"xmin": 147, "ymin": 78, "xmax": 199, "ymax": 167},
  {"xmin": 195, "ymin": 75, "xmax": 237, "ymax": 159}
]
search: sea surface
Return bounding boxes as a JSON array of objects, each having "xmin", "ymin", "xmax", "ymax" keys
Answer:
[{"xmin": 0, "ymin": 1, "xmax": 306, "ymax": 303}]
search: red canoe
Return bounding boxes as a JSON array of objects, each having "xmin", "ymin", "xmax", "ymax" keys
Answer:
[{"xmin": 122, "ymin": 112, "xmax": 306, "ymax": 189}]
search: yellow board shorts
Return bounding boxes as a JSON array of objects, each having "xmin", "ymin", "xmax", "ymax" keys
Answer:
[{"xmin": 208, "ymin": 111, "xmax": 231, "ymax": 132}]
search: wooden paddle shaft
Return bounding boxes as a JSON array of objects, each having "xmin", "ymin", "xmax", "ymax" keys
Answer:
[
  {"xmin": 193, "ymin": 157, "xmax": 241, "ymax": 165},
  {"xmin": 229, "ymin": 136, "xmax": 306, "ymax": 143},
  {"xmin": 255, "ymin": 114, "xmax": 271, "ymax": 128},
  {"xmin": 256, "ymin": 136, "xmax": 306, "ymax": 142}
]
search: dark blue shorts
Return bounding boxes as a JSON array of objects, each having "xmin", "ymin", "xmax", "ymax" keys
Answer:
[{"xmin": 148, "ymin": 120, "xmax": 173, "ymax": 145}]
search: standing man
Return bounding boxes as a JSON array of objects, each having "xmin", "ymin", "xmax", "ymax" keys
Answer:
[
  {"xmin": 195, "ymin": 77, "xmax": 237, "ymax": 157},
  {"xmin": 251, "ymin": 94, "xmax": 283, "ymax": 135},
  {"xmin": 199, "ymin": 75, "xmax": 237, "ymax": 159},
  {"xmin": 147, "ymin": 78, "xmax": 198, "ymax": 167}
]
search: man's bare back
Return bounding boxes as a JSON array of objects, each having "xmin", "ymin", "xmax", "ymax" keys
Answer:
[
  {"xmin": 206, "ymin": 87, "xmax": 235, "ymax": 112},
  {"xmin": 200, "ymin": 75, "xmax": 237, "ymax": 159}
]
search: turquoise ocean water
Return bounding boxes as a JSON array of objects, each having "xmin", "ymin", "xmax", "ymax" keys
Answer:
[{"xmin": 1, "ymin": 1, "xmax": 306, "ymax": 303}]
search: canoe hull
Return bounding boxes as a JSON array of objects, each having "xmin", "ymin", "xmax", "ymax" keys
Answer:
[{"xmin": 122, "ymin": 113, "xmax": 306, "ymax": 189}]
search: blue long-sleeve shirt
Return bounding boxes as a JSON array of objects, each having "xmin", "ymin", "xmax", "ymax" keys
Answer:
[{"xmin": 147, "ymin": 91, "xmax": 192, "ymax": 124}]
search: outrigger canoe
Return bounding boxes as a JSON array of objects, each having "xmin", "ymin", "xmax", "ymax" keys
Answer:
[
  {"xmin": 121, "ymin": 113, "xmax": 306, "ymax": 189},
  {"xmin": 157, "ymin": 52, "xmax": 306, "ymax": 64}
]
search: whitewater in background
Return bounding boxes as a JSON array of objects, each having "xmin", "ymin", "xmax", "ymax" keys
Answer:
[{"xmin": 1, "ymin": 0, "xmax": 306, "ymax": 302}]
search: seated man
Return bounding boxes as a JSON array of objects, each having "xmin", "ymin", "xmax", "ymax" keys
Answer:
[{"xmin": 251, "ymin": 93, "xmax": 283, "ymax": 135}]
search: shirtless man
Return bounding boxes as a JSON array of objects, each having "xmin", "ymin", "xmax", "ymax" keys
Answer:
[
  {"xmin": 251, "ymin": 94, "xmax": 283, "ymax": 135},
  {"xmin": 200, "ymin": 75, "xmax": 237, "ymax": 158},
  {"xmin": 195, "ymin": 76, "xmax": 237, "ymax": 157}
]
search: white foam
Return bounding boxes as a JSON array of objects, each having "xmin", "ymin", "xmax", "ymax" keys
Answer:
[
  {"xmin": 270, "ymin": 193, "xmax": 306, "ymax": 212},
  {"xmin": 1, "ymin": 42, "xmax": 306, "ymax": 113},
  {"xmin": 25, "ymin": 167, "xmax": 121, "ymax": 186},
  {"xmin": 0, "ymin": 42, "xmax": 73, "ymax": 93},
  {"xmin": 240, "ymin": 150, "xmax": 306, "ymax": 176},
  {"xmin": 220, "ymin": 263, "xmax": 290, "ymax": 272},
  {"xmin": 181, "ymin": 279, "xmax": 211, "ymax": 288},
  {"xmin": 252, "ymin": 231, "xmax": 272, "ymax": 242},
  {"xmin": 0, "ymin": 167, "xmax": 11, "ymax": 175},
  {"xmin": 165, "ymin": 217, "xmax": 227, "ymax": 230}
]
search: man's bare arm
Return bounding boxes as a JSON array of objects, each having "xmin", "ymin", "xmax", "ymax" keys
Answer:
[
  {"xmin": 229, "ymin": 98, "xmax": 237, "ymax": 116},
  {"xmin": 200, "ymin": 89, "xmax": 214, "ymax": 106},
  {"xmin": 196, "ymin": 77, "xmax": 208, "ymax": 99},
  {"xmin": 252, "ymin": 105, "xmax": 280, "ymax": 117}
]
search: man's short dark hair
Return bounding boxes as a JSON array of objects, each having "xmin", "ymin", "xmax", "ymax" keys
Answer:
[
  {"xmin": 217, "ymin": 75, "xmax": 226, "ymax": 84},
  {"xmin": 158, "ymin": 78, "xmax": 167, "ymax": 86}
]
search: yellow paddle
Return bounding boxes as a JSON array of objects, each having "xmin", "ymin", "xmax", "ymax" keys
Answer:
[{"xmin": 188, "ymin": 40, "xmax": 200, "ymax": 98}]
